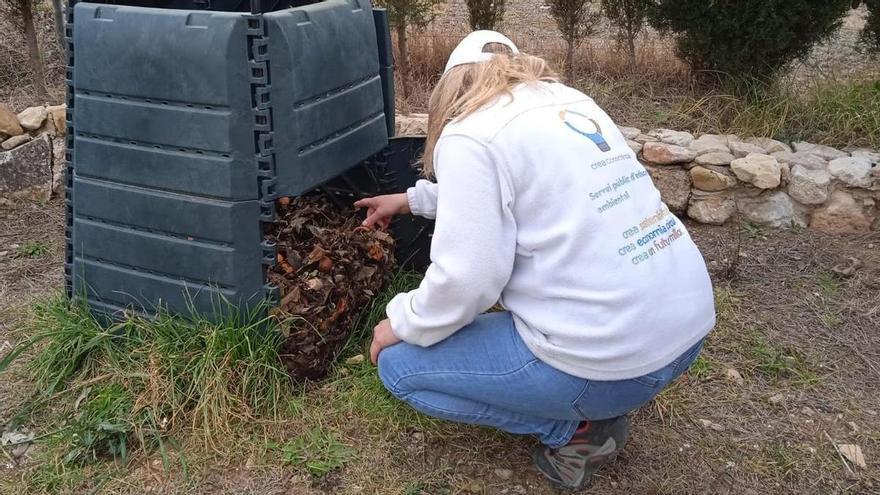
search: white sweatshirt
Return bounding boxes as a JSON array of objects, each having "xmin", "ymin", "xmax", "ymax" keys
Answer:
[{"xmin": 385, "ymin": 82, "xmax": 715, "ymax": 380}]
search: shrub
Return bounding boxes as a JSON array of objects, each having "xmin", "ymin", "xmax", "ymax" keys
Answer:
[
  {"xmin": 375, "ymin": 0, "xmax": 444, "ymax": 98},
  {"xmin": 600, "ymin": 0, "xmax": 653, "ymax": 63},
  {"xmin": 548, "ymin": 0, "xmax": 601, "ymax": 80},
  {"xmin": 466, "ymin": 0, "xmax": 506, "ymax": 30},
  {"xmin": 862, "ymin": 1, "xmax": 880, "ymax": 52},
  {"xmin": 649, "ymin": 0, "xmax": 851, "ymax": 79}
]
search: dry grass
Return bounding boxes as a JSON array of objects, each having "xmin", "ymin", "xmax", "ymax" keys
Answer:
[{"xmin": 396, "ymin": 33, "xmax": 879, "ymax": 149}]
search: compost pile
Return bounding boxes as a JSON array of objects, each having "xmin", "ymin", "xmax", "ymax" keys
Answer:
[{"xmin": 265, "ymin": 194, "xmax": 396, "ymax": 381}]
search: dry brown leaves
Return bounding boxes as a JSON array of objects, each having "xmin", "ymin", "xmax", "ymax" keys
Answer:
[{"xmin": 264, "ymin": 194, "xmax": 396, "ymax": 381}]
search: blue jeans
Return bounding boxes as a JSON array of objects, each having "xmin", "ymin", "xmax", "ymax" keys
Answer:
[{"xmin": 378, "ymin": 312, "xmax": 703, "ymax": 448}]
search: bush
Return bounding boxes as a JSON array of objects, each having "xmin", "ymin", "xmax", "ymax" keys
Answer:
[
  {"xmin": 601, "ymin": 0, "xmax": 653, "ymax": 63},
  {"xmin": 649, "ymin": 0, "xmax": 851, "ymax": 79},
  {"xmin": 862, "ymin": 1, "xmax": 880, "ymax": 52},
  {"xmin": 466, "ymin": 0, "xmax": 506, "ymax": 30},
  {"xmin": 548, "ymin": 0, "xmax": 601, "ymax": 80}
]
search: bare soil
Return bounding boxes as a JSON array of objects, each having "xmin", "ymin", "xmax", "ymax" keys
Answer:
[{"xmin": 1, "ymin": 198, "xmax": 879, "ymax": 494}]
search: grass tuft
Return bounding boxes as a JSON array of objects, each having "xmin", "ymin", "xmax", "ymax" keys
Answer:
[{"xmin": 275, "ymin": 427, "xmax": 354, "ymax": 477}]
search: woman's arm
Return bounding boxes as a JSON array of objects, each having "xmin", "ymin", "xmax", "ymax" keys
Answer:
[
  {"xmin": 406, "ymin": 179, "xmax": 439, "ymax": 219},
  {"xmin": 386, "ymin": 135, "xmax": 517, "ymax": 347}
]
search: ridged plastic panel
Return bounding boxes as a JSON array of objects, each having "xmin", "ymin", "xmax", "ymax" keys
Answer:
[
  {"xmin": 266, "ymin": 0, "xmax": 389, "ymax": 196},
  {"xmin": 70, "ymin": 3, "xmax": 265, "ymax": 320}
]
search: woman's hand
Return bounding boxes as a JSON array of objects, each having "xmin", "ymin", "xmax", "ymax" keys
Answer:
[
  {"xmin": 354, "ymin": 193, "xmax": 410, "ymax": 229},
  {"xmin": 370, "ymin": 318, "xmax": 401, "ymax": 365}
]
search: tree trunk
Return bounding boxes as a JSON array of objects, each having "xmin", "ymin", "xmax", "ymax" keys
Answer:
[
  {"xmin": 21, "ymin": 0, "xmax": 50, "ymax": 101},
  {"xmin": 51, "ymin": 0, "xmax": 66, "ymax": 57},
  {"xmin": 565, "ymin": 39, "xmax": 575, "ymax": 81},
  {"xmin": 627, "ymin": 32, "xmax": 636, "ymax": 66},
  {"xmin": 396, "ymin": 23, "xmax": 411, "ymax": 99}
]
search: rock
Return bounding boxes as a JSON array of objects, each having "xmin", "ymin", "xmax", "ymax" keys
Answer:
[
  {"xmin": 634, "ymin": 133, "xmax": 659, "ymax": 144},
  {"xmin": 688, "ymin": 191, "xmax": 736, "ymax": 225},
  {"xmin": 788, "ymin": 165, "xmax": 831, "ymax": 205},
  {"xmin": 768, "ymin": 393, "xmax": 785, "ymax": 404},
  {"xmin": 51, "ymin": 137, "xmax": 66, "ymax": 195},
  {"xmin": 642, "ymin": 142, "xmax": 697, "ymax": 165},
  {"xmin": 697, "ymin": 418, "xmax": 725, "ymax": 431},
  {"xmin": 345, "ymin": 354, "xmax": 365, "ymax": 366},
  {"xmin": 0, "ymin": 135, "xmax": 52, "ymax": 200},
  {"xmin": 626, "ymin": 139, "xmax": 642, "ymax": 154},
  {"xmin": 46, "ymin": 104, "xmax": 67, "ymax": 136},
  {"xmin": 828, "ymin": 157, "xmax": 874, "ymax": 188},
  {"xmin": 810, "ymin": 190, "xmax": 872, "ymax": 233},
  {"xmin": 16, "ymin": 106, "xmax": 47, "ymax": 131},
  {"xmin": 647, "ymin": 128, "xmax": 694, "ymax": 147},
  {"xmin": 395, "ymin": 113, "xmax": 428, "ymax": 135},
  {"xmin": 731, "ymin": 154, "xmax": 782, "ymax": 189},
  {"xmin": 690, "ymin": 166, "xmax": 738, "ymax": 192},
  {"xmin": 851, "ymin": 149, "xmax": 879, "ymax": 165},
  {"xmin": 0, "ymin": 104, "xmax": 24, "ymax": 137},
  {"xmin": 646, "ymin": 165, "xmax": 691, "ymax": 213},
  {"xmin": 617, "ymin": 126, "xmax": 641, "ymax": 140},
  {"xmin": 793, "ymin": 141, "xmax": 849, "ymax": 160},
  {"xmin": 494, "ymin": 468, "xmax": 514, "ymax": 480},
  {"xmin": 695, "ymin": 151, "xmax": 735, "ymax": 167},
  {"xmin": 771, "ymin": 151, "xmax": 828, "ymax": 171},
  {"xmin": 729, "ymin": 140, "xmax": 766, "ymax": 158},
  {"xmin": 725, "ymin": 368, "xmax": 745, "ymax": 385},
  {"xmin": 2, "ymin": 134, "xmax": 32, "ymax": 150},
  {"xmin": 744, "ymin": 137, "xmax": 791, "ymax": 154},
  {"xmin": 690, "ymin": 134, "xmax": 730, "ymax": 155},
  {"xmin": 736, "ymin": 191, "xmax": 807, "ymax": 228}
]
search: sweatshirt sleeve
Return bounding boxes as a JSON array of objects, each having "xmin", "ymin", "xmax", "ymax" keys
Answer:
[
  {"xmin": 386, "ymin": 135, "xmax": 517, "ymax": 347},
  {"xmin": 406, "ymin": 179, "xmax": 439, "ymax": 219}
]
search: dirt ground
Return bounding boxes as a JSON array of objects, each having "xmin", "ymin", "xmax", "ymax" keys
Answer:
[{"xmin": 1, "ymin": 196, "xmax": 879, "ymax": 494}]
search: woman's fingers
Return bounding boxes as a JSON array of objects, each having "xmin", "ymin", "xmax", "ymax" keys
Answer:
[
  {"xmin": 353, "ymin": 197, "xmax": 376, "ymax": 209},
  {"xmin": 369, "ymin": 338, "xmax": 381, "ymax": 365}
]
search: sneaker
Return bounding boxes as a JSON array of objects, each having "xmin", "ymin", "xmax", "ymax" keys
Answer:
[{"xmin": 532, "ymin": 415, "xmax": 629, "ymax": 491}]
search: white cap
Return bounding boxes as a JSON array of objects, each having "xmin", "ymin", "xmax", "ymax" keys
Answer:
[{"xmin": 443, "ymin": 30, "xmax": 520, "ymax": 75}]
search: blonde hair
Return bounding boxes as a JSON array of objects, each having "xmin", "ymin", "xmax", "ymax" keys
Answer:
[{"xmin": 423, "ymin": 50, "xmax": 559, "ymax": 177}]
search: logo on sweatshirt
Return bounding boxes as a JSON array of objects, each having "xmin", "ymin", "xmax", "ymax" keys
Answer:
[{"xmin": 559, "ymin": 110, "xmax": 611, "ymax": 152}]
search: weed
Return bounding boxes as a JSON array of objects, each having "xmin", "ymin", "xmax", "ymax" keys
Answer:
[
  {"xmin": 767, "ymin": 443, "xmax": 797, "ymax": 477},
  {"xmin": 687, "ymin": 354, "xmax": 716, "ymax": 380},
  {"xmin": 742, "ymin": 328, "xmax": 819, "ymax": 387},
  {"xmin": 13, "ymin": 241, "xmax": 50, "ymax": 259},
  {"xmin": 818, "ymin": 312, "xmax": 843, "ymax": 329},
  {"xmin": 713, "ymin": 287, "xmax": 741, "ymax": 318},
  {"xmin": 277, "ymin": 428, "xmax": 354, "ymax": 477},
  {"xmin": 1, "ymin": 294, "xmax": 290, "ymax": 470},
  {"xmin": 817, "ymin": 273, "xmax": 842, "ymax": 298}
]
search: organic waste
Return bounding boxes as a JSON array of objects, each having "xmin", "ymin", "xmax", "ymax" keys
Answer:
[{"xmin": 265, "ymin": 194, "xmax": 396, "ymax": 381}]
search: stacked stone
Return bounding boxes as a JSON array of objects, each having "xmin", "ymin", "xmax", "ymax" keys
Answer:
[
  {"xmin": 624, "ymin": 127, "xmax": 878, "ymax": 233},
  {"xmin": 0, "ymin": 103, "xmax": 68, "ymax": 201},
  {"xmin": 397, "ymin": 113, "xmax": 878, "ymax": 233}
]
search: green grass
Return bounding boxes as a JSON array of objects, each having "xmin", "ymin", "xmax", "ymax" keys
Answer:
[
  {"xmin": 728, "ymin": 77, "xmax": 880, "ymax": 148},
  {"xmin": 0, "ymin": 295, "xmax": 289, "ymax": 479},
  {"xmin": 13, "ymin": 241, "xmax": 50, "ymax": 259},
  {"xmin": 687, "ymin": 354, "xmax": 717, "ymax": 380},
  {"xmin": 0, "ymin": 271, "xmax": 426, "ymax": 493},
  {"xmin": 275, "ymin": 427, "xmax": 354, "ymax": 477},
  {"xmin": 741, "ymin": 328, "xmax": 819, "ymax": 387},
  {"xmin": 817, "ymin": 273, "xmax": 842, "ymax": 299}
]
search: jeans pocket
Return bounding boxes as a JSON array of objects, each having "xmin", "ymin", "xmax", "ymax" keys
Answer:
[{"xmin": 572, "ymin": 376, "xmax": 663, "ymax": 420}]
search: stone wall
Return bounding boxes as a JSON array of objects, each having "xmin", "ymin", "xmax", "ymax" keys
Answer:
[
  {"xmin": 395, "ymin": 114, "xmax": 879, "ymax": 233},
  {"xmin": 0, "ymin": 103, "xmax": 67, "ymax": 201}
]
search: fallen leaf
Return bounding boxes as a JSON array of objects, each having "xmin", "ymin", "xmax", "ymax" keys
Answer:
[
  {"xmin": 368, "ymin": 242, "xmax": 385, "ymax": 261},
  {"xmin": 277, "ymin": 196, "xmax": 291, "ymax": 207},
  {"xmin": 307, "ymin": 245, "xmax": 328, "ymax": 263},
  {"xmin": 837, "ymin": 444, "xmax": 866, "ymax": 469},
  {"xmin": 318, "ymin": 256, "xmax": 333, "ymax": 273}
]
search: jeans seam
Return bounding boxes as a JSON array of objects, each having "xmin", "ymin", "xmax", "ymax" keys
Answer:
[
  {"xmin": 571, "ymin": 380, "xmax": 592, "ymax": 418},
  {"xmin": 389, "ymin": 358, "xmax": 541, "ymax": 391}
]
